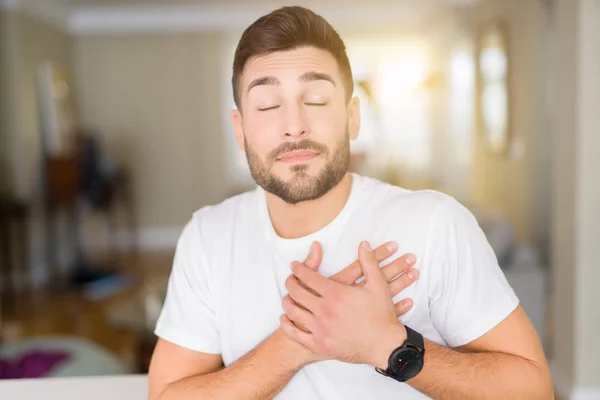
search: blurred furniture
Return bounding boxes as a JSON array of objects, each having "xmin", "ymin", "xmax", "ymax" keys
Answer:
[
  {"xmin": 472, "ymin": 207, "xmax": 549, "ymax": 351},
  {"xmin": 78, "ymin": 135, "xmax": 137, "ymax": 259},
  {"xmin": 43, "ymin": 133, "xmax": 136, "ymax": 291},
  {"xmin": 104, "ymin": 273, "xmax": 168, "ymax": 372},
  {"xmin": 0, "ymin": 336, "xmax": 128, "ymax": 378},
  {"xmin": 44, "ymin": 154, "xmax": 112, "ymax": 288},
  {"xmin": 504, "ymin": 264, "xmax": 549, "ymax": 351},
  {"xmin": 0, "ymin": 197, "xmax": 29, "ymax": 317},
  {"xmin": 0, "ymin": 374, "xmax": 147, "ymax": 400},
  {"xmin": 44, "ymin": 155, "xmax": 81, "ymax": 284}
]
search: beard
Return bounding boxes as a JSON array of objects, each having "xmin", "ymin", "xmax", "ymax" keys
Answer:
[{"xmin": 244, "ymin": 131, "xmax": 350, "ymax": 205}]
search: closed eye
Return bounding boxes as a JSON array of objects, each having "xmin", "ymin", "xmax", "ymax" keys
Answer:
[
  {"xmin": 258, "ymin": 105, "xmax": 280, "ymax": 111},
  {"xmin": 305, "ymin": 103, "xmax": 327, "ymax": 106}
]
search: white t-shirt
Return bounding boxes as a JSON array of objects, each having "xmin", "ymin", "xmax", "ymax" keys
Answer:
[{"xmin": 155, "ymin": 173, "xmax": 519, "ymax": 399}]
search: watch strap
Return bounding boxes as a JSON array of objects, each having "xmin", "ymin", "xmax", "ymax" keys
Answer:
[{"xmin": 405, "ymin": 325, "xmax": 424, "ymax": 352}]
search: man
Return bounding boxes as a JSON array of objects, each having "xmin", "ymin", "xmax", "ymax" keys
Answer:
[{"xmin": 149, "ymin": 6, "xmax": 553, "ymax": 400}]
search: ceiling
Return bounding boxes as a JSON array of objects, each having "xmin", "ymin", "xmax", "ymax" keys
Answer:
[
  {"xmin": 6, "ymin": 0, "xmax": 479, "ymax": 34},
  {"xmin": 21, "ymin": 0, "xmax": 479, "ymax": 8},
  {"xmin": 27, "ymin": 0, "xmax": 477, "ymax": 5}
]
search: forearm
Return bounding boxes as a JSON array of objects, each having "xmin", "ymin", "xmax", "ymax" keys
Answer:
[
  {"xmin": 159, "ymin": 330, "xmax": 306, "ymax": 400},
  {"xmin": 408, "ymin": 340, "xmax": 553, "ymax": 400}
]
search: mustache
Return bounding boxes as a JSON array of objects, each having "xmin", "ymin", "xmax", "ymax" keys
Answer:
[{"xmin": 268, "ymin": 139, "xmax": 329, "ymax": 161}]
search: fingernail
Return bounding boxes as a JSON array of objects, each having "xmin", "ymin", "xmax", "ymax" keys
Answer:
[
  {"xmin": 310, "ymin": 241, "xmax": 317, "ymax": 253},
  {"xmin": 386, "ymin": 242, "xmax": 398, "ymax": 252},
  {"xmin": 405, "ymin": 255, "xmax": 415, "ymax": 265},
  {"xmin": 408, "ymin": 269, "xmax": 419, "ymax": 280},
  {"xmin": 364, "ymin": 241, "xmax": 372, "ymax": 251},
  {"xmin": 290, "ymin": 262, "xmax": 295, "ymax": 271}
]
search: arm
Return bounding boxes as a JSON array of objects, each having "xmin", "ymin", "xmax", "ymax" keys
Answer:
[
  {"xmin": 283, "ymin": 200, "xmax": 554, "ymax": 399},
  {"xmin": 149, "ymin": 226, "xmax": 318, "ymax": 400},
  {"xmin": 372, "ymin": 306, "xmax": 553, "ymax": 399},
  {"xmin": 150, "ymin": 236, "xmax": 417, "ymax": 400},
  {"xmin": 403, "ymin": 198, "xmax": 552, "ymax": 398},
  {"xmin": 149, "ymin": 329, "xmax": 309, "ymax": 400},
  {"xmin": 149, "ymin": 216, "xmax": 303, "ymax": 400}
]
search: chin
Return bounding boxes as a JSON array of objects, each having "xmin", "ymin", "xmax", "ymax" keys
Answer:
[{"xmin": 278, "ymin": 165, "xmax": 320, "ymax": 180}]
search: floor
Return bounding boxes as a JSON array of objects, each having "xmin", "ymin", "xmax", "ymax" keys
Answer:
[{"xmin": 1, "ymin": 251, "xmax": 174, "ymax": 366}]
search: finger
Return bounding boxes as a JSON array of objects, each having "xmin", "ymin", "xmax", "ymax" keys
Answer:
[
  {"xmin": 354, "ymin": 253, "xmax": 417, "ymax": 287},
  {"xmin": 394, "ymin": 298, "xmax": 414, "ymax": 317},
  {"xmin": 331, "ymin": 241, "xmax": 398, "ymax": 285},
  {"xmin": 285, "ymin": 275, "xmax": 321, "ymax": 311},
  {"xmin": 291, "ymin": 261, "xmax": 335, "ymax": 297},
  {"xmin": 296, "ymin": 278, "xmax": 320, "ymax": 298},
  {"xmin": 280, "ymin": 314, "xmax": 317, "ymax": 350},
  {"xmin": 388, "ymin": 268, "xmax": 420, "ymax": 297},
  {"xmin": 358, "ymin": 241, "xmax": 386, "ymax": 286},
  {"xmin": 380, "ymin": 253, "xmax": 416, "ymax": 283},
  {"xmin": 282, "ymin": 295, "xmax": 317, "ymax": 333},
  {"xmin": 283, "ymin": 294, "xmax": 310, "ymax": 311},
  {"xmin": 304, "ymin": 241, "xmax": 323, "ymax": 271}
]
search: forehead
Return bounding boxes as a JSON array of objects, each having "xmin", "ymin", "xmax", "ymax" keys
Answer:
[{"xmin": 241, "ymin": 46, "xmax": 340, "ymax": 86}]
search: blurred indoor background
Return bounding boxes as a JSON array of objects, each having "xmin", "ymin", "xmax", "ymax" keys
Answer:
[{"xmin": 0, "ymin": 0, "xmax": 598, "ymax": 398}]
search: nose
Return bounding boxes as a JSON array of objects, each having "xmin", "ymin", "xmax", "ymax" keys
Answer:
[{"xmin": 282, "ymin": 103, "xmax": 309, "ymax": 138}]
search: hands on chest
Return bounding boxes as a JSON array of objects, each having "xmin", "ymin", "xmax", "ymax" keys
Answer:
[{"xmin": 280, "ymin": 241, "xmax": 419, "ymax": 368}]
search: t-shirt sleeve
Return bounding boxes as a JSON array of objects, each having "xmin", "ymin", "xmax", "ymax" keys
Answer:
[
  {"xmin": 154, "ymin": 217, "xmax": 221, "ymax": 354},
  {"xmin": 427, "ymin": 197, "xmax": 520, "ymax": 348}
]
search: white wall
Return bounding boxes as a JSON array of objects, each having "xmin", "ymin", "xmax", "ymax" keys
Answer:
[
  {"xmin": 0, "ymin": 9, "xmax": 19, "ymax": 194},
  {"xmin": 470, "ymin": 0, "xmax": 546, "ymax": 245},
  {"xmin": 551, "ymin": 0, "xmax": 600, "ymax": 397},
  {"xmin": 72, "ymin": 33, "xmax": 229, "ymax": 232},
  {"xmin": 0, "ymin": 9, "xmax": 76, "ymax": 288}
]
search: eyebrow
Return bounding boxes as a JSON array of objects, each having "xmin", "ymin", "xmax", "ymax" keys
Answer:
[
  {"xmin": 299, "ymin": 71, "xmax": 336, "ymax": 87},
  {"xmin": 247, "ymin": 76, "xmax": 279, "ymax": 93},
  {"xmin": 246, "ymin": 71, "xmax": 336, "ymax": 94}
]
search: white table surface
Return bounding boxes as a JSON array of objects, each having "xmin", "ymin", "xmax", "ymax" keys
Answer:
[{"xmin": 0, "ymin": 374, "xmax": 148, "ymax": 400}]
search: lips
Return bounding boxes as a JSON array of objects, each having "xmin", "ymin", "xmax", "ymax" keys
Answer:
[{"xmin": 278, "ymin": 150, "xmax": 319, "ymax": 163}]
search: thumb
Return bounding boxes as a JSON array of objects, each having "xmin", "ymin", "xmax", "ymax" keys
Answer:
[
  {"xmin": 304, "ymin": 241, "xmax": 322, "ymax": 271},
  {"xmin": 358, "ymin": 241, "xmax": 385, "ymax": 286}
]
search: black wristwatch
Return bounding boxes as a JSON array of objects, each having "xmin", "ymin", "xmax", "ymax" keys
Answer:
[{"xmin": 375, "ymin": 326, "xmax": 425, "ymax": 382}]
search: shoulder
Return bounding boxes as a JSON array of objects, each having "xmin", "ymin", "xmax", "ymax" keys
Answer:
[
  {"xmin": 176, "ymin": 188, "xmax": 261, "ymax": 259},
  {"xmin": 169, "ymin": 188, "xmax": 261, "ymax": 290},
  {"xmin": 357, "ymin": 174, "xmax": 459, "ymax": 222},
  {"xmin": 191, "ymin": 188, "xmax": 260, "ymax": 234}
]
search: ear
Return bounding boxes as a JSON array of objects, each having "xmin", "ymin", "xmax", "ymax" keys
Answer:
[
  {"xmin": 231, "ymin": 108, "xmax": 245, "ymax": 151},
  {"xmin": 347, "ymin": 96, "xmax": 361, "ymax": 141}
]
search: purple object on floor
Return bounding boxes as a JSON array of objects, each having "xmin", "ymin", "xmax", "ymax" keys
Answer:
[{"xmin": 0, "ymin": 350, "xmax": 71, "ymax": 379}]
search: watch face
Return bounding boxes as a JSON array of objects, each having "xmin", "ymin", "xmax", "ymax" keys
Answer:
[{"xmin": 389, "ymin": 347, "xmax": 424, "ymax": 380}]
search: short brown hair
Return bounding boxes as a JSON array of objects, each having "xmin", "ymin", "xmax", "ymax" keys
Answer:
[{"xmin": 231, "ymin": 6, "xmax": 354, "ymax": 109}]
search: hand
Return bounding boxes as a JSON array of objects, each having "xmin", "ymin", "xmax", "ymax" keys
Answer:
[
  {"xmin": 329, "ymin": 241, "xmax": 418, "ymax": 317},
  {"xmin": 283, "ymin": 241, "xmax": 419, "ymax": 331},
  {"xmin": 281, "ymin": 241, "xmax": 408, "ymax": 367}
]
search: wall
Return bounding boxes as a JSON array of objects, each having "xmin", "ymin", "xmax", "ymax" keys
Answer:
[
  {"xmin": 470, "ymin": 0, "xmax": 546, "ymax": 245},
  {"xmin": 20, "ymin": 13, "xmax": 75, "ymax": 284},
  {"xmin": 552, "ymin": 0, "xmax": 600, "ymax": 397},
  {"xmin": 574, "ymin": 0, "xmax": 600, "ymax": 387},
  {"xmin": 16, "ymin": 12, "xmax": 73, "ymax": 199},
  {"xmin": 0, "ymin": 9, "xmax": 75, "ymax": 287},
  {"xmin": 72, "ymin": 34, "xmax": 229, "ymax": 236},
  {"xmin": 0, "ymin": 8, "xmax": 74, "ymax": 198},
  {"xmin": 0, "ymin": 9, "xmax": 18, "ymax": 194},
  {"xmin": 0, "ymin": 9, "xmax": 9, "ymax": 192}
]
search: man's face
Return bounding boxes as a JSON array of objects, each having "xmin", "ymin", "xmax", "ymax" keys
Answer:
[{"xmin": 232, "ymin": 46, "xmax": 360, "ymax": 205}]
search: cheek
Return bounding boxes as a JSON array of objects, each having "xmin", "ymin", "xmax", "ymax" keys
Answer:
[
  {"xmin": 243, "ymin": 116, "xmax": 281, "ymax": 154},
  {"xmin": 305, "ymin": 107, "xmax": 347, "ymax": 140}
]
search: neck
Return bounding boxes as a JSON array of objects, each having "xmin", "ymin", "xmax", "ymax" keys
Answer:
[{"xmin": 265, "ymin": 173, "xmax": 353, "ymax": 239}]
